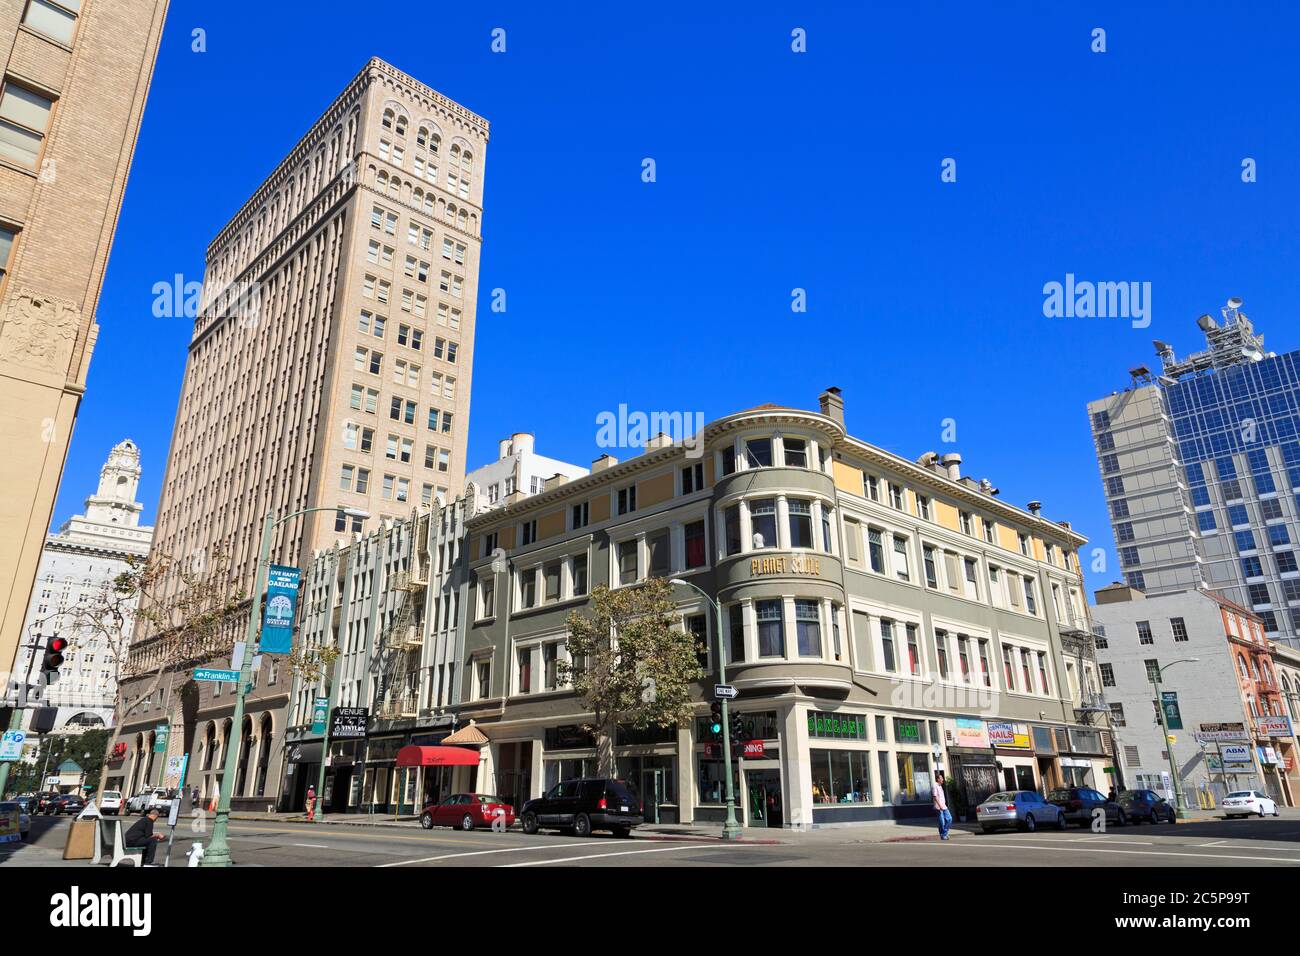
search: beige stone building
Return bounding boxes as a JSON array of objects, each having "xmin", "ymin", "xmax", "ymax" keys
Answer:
[
  {"xmin": 115, "ymin": 58, "xmax": 488, "ymax": 808},
  {"xmin": 0, "ymin": 0, "xmax": 168, "ymax": 679}
]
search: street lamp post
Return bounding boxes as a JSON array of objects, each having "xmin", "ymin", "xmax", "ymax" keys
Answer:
[
  {"xmin": 670, "ymin": 578, "xmax": 742, "ymax": 841},
  {"xmin": 1152, "ymin": 657, "xmax": 1199, "ymax": 821},
  {"xmin": 202, "ymin": 505, "xmax": 367, "ymax": 867}
]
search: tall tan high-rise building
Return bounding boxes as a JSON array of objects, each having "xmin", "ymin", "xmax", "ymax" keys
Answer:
[
  {"xmin": 153, "ymin": 57, "xmax": 486, "ymax": 589},
  {"xmin": 0, "ymin": 0, "xmax": 169, "ymax": 678},
  {"xmin": 114, "ymin": 59, "xmax": 487, "ymax": 806}
]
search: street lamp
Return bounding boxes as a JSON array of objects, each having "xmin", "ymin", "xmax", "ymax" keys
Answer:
[
  {"xmin": 202, "ymin": 505, "xmax": 369, "ymax": 867},
  {"xmin": 669, "ymin": 578, "xmax": 742, "ymax": 841},
  {"xmin": 1152, "ymin": 657, "xmax": 1199, "ymax": 820}
]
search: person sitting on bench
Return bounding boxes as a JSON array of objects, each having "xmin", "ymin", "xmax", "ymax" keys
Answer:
[{"xmin": 124, "ymin": 807, "xmax": 166, "ymax": 865}]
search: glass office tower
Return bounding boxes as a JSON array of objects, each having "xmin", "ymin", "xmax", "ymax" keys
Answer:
[{"xmin": 1089, "ymin": 300, "xmax": 1300, "ymax": 648}]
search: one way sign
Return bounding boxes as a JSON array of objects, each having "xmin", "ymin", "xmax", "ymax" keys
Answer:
[{"xmin": 714, "ymin": 684, "xmax": 737, "ymax": 699}]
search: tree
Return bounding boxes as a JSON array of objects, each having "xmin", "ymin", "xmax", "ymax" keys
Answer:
[
  {"xmin": 559, "ymin": 577, "xmax": 704, "ymax": 776},
  {"xmin": 60, "ymin": 546, "xmax": 246, "ymax": 794}
]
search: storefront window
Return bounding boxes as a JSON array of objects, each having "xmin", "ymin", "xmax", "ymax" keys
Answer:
[
  {"xmin": 545, "ymin": 757, "xmax": 598, "ymax": 790},
  {"xmin": 616, "ymin": 755, "xmax": 676, "ymax": 805},
  {"xmin": 877, "ymin": 751, "xmax": 892, "ymax": 803},
  {"xmin": 810, "ymin": 749, "xmax": 874, "ymax": 805},
  {"xmin": 896, "ymin": 752, "xmax": 932, "ymax": 802},
  {"xmin": 697, "ymin": 757, "xmax": 739, "ymax": 804}
]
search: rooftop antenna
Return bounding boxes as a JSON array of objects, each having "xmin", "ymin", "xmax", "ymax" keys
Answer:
[{"xmin": 1222, "ymin": 296, "xmax": 1243, "ymax": 324}]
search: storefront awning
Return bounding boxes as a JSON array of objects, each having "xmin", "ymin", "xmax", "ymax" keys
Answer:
[{"xmin": 395, "ymin": 745, "xmax": 480, "ymax": 768}]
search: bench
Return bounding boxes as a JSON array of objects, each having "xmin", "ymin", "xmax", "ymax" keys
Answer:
[{"xmin": 94, "ymin": 819, "xmax": 147, "ymax": 867}]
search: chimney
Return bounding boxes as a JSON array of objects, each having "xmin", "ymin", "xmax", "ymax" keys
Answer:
[
  {"xmin": 1027, "ymin": 500, "xmax": 1042, "ymax": 517},
  {"xmin": 498, "ymin": 438, "xmax": 512, "ymax": 460},
  {"xmin": 645, "ymin": 432, "xmax": 673, "ymax": 451},
  {"xmin": 941, "ymin": 453, "xmax": 962, "ymax": 481},
  {"xmin": 917, "ymin": 451, "xmax": 940, "ymax": 468},
  {"xmin": 511, "ymin": 432, "xmax": 535, "ymax": 456},
  {"xmin": 545, "ymin": 473, "xmax": 570, "ymax": 491},
  {"xmin": 818, "ymin": 386, "xmax": 844, "ymax": 425},
  {"xmin": 591, "ymin": 454, "xmax": 619, "ymax": 473},
  {"xmin": 1057, "ymin": 520, "xmax": 1072, "ymax": 531}
]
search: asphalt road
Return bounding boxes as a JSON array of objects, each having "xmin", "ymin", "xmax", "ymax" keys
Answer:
[{"xmin": 7, "ymin": 814, "xmax": 1300, "ymax": 867}]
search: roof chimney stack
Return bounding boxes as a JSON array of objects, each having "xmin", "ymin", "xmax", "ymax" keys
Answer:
[
  {"xmin": 819, "ymin": 386, "xmax": 844, "ymax": 426},
  {"xmin": 1027, "ymin": 500, "xmax": 1042, "ymax": 517},
  {"xmin": 941, "ymin": 453, "xmax": 962, "ymax": 481}
]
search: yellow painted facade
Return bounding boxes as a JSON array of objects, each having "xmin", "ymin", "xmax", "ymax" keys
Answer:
[
  {"xmin": 638, "ymin": 471, "xmax": 676, "ymax": 509},
  {"xmin": 832, "ymin": 459, "xmax": 864, "ymax": 496}
]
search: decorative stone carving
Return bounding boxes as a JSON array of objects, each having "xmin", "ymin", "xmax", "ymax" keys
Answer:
[{"xmin": 0, "ymin": 287, "xmax": 81, "ymax": 375}]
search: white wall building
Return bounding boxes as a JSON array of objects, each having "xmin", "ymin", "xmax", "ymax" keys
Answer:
[
  {"xmin": 465, "ymin": 433, "xmax": 588, "ymax": 511},
  {"xmin": 13, "ymin": 440, "xmax": 153, "ymax": 731}
]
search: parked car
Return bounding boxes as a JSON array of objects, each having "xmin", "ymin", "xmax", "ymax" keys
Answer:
[
  {"xmin": 124, "ymin": 788, "xmax": 171, "ymax": 815},
  {"xmin": 1118, "ymin": 789, "xmax": 1176, "ymax": 824},
  {"xmin": 1046, "ymin": 786, "xmax": 1128, "ymax": 827},
  {"xmin": 49, "ymin": 793, "xmax": 85, "ymax": 816},
  {"xmin": 521, "ymin": 778, "xmax": 643, "ymax": 837},
  {"xmin": 0, "ymin": 800, "xmax": 31, "ymax": 839},
  {"xmin": 98, "ymin": 790, "xmax": 123, "ymax": 816},
  {"xmin": 419, "ymin": 793, "xmax": 516, "ymax": 831},
  {"xmin": 976, "ymin": 790, "xmax": 1067, "ymax": 833},
  {"xmin": 1222, "ymin": 790, "xmax": 1280, "ymax": 819},
  {"xmin": 33, "ymin": 792, "xmax": 60, "ymax": 814}
]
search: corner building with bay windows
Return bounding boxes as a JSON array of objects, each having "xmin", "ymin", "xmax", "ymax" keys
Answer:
[{"xmin": 459, "ymin": 390, "xmax": 1117, "ymax": 829}]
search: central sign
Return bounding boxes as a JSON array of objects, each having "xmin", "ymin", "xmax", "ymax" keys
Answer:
[{"xmin": 749, "ymin": 554, "xmax": 822, "ymax": 577}]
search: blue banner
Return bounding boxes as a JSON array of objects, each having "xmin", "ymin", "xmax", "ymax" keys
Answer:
[{"xmin": 261, "ymin": 565, "xmax": 301, "ymax": 655}]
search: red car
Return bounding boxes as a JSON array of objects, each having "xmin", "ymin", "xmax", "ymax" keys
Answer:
[{"xmin": 419, "ymin": 793, "xmax": 515, "ymax": 831}]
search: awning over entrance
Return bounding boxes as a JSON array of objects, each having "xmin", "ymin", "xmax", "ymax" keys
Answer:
[{"xmin": 395, "ymin": 745, "xmax": 480, "ymax": 768}]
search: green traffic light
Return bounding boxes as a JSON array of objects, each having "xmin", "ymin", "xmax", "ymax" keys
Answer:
[{"xmin": 710, "ymin": 722, "xmax": 722, "ymax": 735}]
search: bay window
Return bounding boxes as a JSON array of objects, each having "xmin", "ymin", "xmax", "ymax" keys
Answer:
[
  {"xmin": 756, "ymin": 599, "xmax": 784, "ymax": 657},
  {"xmin": 788, "ymin": 499, "xmax": 813, "ymax": 548},
  {"xmin": 795, "ymin": 600, "xmax": 822, "ymax": 657}
]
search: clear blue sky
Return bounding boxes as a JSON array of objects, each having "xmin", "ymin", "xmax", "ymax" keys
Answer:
[{"xmin": 52, "ymin": 0, "xmax": 1300, "ymax": 598}]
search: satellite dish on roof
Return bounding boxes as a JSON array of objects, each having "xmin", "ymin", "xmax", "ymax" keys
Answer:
[{"xmin": 1226, "ymin": 296, "xmax": 1243, "ymax": 310}]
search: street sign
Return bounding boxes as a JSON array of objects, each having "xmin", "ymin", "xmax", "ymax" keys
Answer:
[
  {"xmin": 0, "ymin": 730, "xmax": 25, "ymax": 762},
  {"xmin": 153, "ymin": 723, "xmax": 170, "ymax": 753},
  {"xmin": 261, "ymin": 565, "xmax": 302, "ymax": 655},
  {"xmin": 193, "ymin": 668, "xmax": 240, "ymax": 682},
  {"xmin": 330, "ymin": 707, "xmax": 368, "ymax": 739},
  {"xmin": 714, "ymin": 684, "xmax": 737, "ymax": 699}
]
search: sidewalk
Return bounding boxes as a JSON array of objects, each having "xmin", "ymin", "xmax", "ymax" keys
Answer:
[{"xmin": 225, "ymin": 809, "xmax": 978, "ymax": 844}]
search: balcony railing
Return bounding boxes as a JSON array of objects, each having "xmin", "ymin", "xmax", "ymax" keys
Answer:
[{"xmin": 376, "ymin": 695, "xmax": 419, "ymax": 720}]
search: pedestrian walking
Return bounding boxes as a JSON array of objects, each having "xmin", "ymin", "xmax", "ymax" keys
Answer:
[
  {"xmin": 933, "ymin": 770, "xmax": 952, "ymax": 840},
  {"xmin": 191, "ymin": 785, "xmax": 199, "ymax": 806},
  {"xmin": 124, "ymin": 807, "xmax": 167, "ymax": 866},
  {"xmin": 305, "ymin": 784, "xmax": 317, "ymax": 822}
]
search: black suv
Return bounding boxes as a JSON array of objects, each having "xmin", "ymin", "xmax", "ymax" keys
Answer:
[
  {"xmin": 521, "ymin": 778, "xmax": 643, "ymax": 837},
  {"xmin": 1046, "ymin": 786, "xmax": 1127, "ymax": 827}
]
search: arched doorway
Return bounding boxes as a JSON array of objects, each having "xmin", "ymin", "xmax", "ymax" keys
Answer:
[
  {"xmin": 235, "ymin": 716, "xmax": 254, "ymax": 797},
  {"xmin": 255, "ymin": 713, "xmax": 274, "ymax": 797}
]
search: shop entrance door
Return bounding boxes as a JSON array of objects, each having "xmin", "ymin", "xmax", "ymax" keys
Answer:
[
  {"xmin": 640, "ymin": 769, "xmax": 664, "ymax": 824},
  {"xmin": 744, "ymin": 769, "xmax": 783, "ymax": 828}
]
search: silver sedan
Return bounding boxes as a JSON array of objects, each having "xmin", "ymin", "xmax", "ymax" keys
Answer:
[{"xmin": 976, "ymin": 790, "xmax": 1066, "ymax": 833}]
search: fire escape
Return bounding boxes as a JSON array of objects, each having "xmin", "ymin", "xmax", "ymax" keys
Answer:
[{"xmin": 376, "ymin": 517, "xmax": 429, "ymax": 721}]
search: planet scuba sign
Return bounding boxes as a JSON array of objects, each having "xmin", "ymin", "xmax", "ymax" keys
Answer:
[{"xmin": 261, "ymin": 565, "xmax": 302, "ymax": 655}]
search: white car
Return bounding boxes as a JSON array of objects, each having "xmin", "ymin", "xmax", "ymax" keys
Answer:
[
  {"xmin": 98, "ymin": 790, "xmax": 123, "ymax": 815},
  {"xmin": 1222, "ymin": 790, "xmax": 1280, "ymax": 818},
  {"xmin": 125, "ymin": 788, "xmax": 171, "ymax": 815}
]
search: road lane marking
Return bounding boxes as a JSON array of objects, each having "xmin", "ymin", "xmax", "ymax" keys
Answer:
[
  {"xmin": 291, "ymin": 843, "xmax": 331, "ymax": 849},
  {"xmin": 915, "ymin": 841, "xmax": 1300, "ymax": 864},
  {"xmin": 230, "ymin": 822, "xmax": 501, "ymax": 847},
  {"xmin": 501, "ymin": 843, "xmax": 754, "ymax": 867},
  {"xmin": 1066, "ymin": 838, "xmax": 1153, "ymax": 845},
  {"xmin": 378, "ymin": 841, "xmax": 610, "ymax": 866}
]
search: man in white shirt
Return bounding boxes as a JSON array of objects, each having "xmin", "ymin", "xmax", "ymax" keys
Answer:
[{"xmin": 933, "ymin": 770, "xmax": 951, "ymax": 840}]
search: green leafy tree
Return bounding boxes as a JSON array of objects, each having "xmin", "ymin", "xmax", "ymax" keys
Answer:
[{"xmin": 559, "ymin": 577, "xmax": 704, "ymax": 776}]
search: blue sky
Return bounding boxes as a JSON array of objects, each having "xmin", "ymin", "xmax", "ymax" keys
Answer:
[{"xmin": 53, "ymin": 0, "xmax": 1300, "ymax": 597}]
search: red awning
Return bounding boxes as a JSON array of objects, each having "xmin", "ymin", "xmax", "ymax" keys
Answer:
[{"xmin": 395, "ymin": 745, "xmax": 480, "ymax": 768}]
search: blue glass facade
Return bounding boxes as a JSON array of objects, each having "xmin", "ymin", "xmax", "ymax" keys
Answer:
[{"xmin": 1166, "ymin": 350, "xmax": 1300, "ymax": 476}]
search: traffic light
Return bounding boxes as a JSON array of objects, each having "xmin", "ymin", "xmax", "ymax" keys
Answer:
[
  {"xmin": 41, "ymin": 636, "xmax": 68, "ymax": 677},
  {"xmin": 709, "ymin": 701, "xmax": 723, "ymax": 737}
]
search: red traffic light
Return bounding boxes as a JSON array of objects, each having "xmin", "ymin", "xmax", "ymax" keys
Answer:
[
  {"xmin": 43, "ymin": 636, "xmax": 67, "ymax": 672},
  {"xmin": 49, "ymin": 637, "xmax": 68, "ymax": 652}
]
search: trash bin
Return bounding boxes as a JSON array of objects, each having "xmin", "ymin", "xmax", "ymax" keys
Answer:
[{"xmin": 63, "ymin": 817, "xmax": 97, "ymax": 860}]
